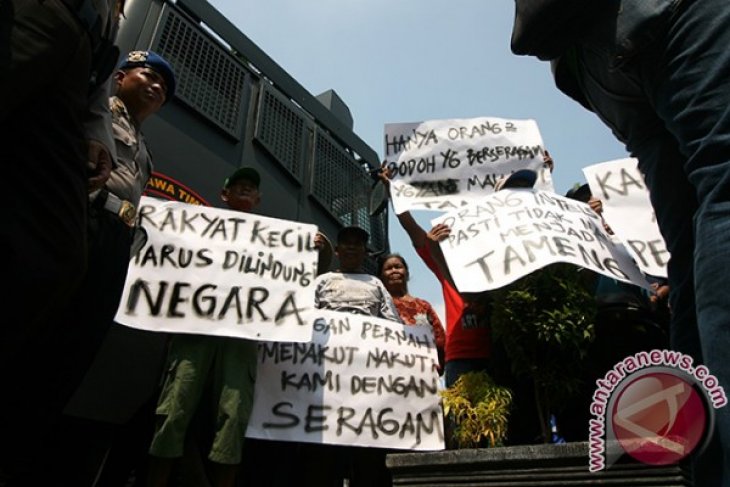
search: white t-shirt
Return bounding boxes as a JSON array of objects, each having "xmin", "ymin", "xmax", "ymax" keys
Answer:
[{"xmin": 314, "ymin": 272, "xmax": 402, "ymax": 322}]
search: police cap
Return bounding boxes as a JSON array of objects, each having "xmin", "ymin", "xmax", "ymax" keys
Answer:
[{"xmin": 118, "ymin": 50, "xmax": 176, "ymax": 101}]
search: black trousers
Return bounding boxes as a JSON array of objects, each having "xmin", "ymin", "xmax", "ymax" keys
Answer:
[{"xmin": 2, "ymin": 208, "xmax": 133, "ymax": 485}]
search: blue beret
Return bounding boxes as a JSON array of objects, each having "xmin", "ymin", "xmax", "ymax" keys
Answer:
[
  {"xmin": 505, "ymin": 169, "xmax": 537, "ymax": 188},
  {"xmin": 118, "ymin": 50, "xmax": 176, "ymax": 102},
  {"xmin": 495, "ymin": 168, "xmax": 538, "ymax": 191}
]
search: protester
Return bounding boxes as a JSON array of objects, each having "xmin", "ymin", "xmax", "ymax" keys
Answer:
[
  {"xmin": 145, "ymin": 167, "xmax": 333, "ymax": 487},
  {"xmin": 237, "ymin": 229, "xmax": 333, "ymax": 487},
  {"xmin": 315, "ymin": 226, "xmax": 402, "ymax": 321},
  {"xmin": 565, "ymin": 182, "xmax": 670, "ymax": 344},
  {"xmin": 300, "ymin": 225, "xmax": 402, "ymax": 487},
  {"xmin": 415, "ymin": 168, "xmax": 577, "ymax": 445},
  {"xmin": 378, "ymin": 168, "xmax": 491, "ymax": 392},
  {"xmin": 560, "ymin": 183, "xmax": 670, "ymax": 441},
  {"xmin": 377, "ymin": 253, "xmax": 446, "ymax": 371},
  {"xmin": 146, "ymin": 167, "xmax": 264, "ymax": 487},
  {"xmin": 456, "ymin": 169, "xmax": 560, "ymax": 445},
  {"xmin": 511, "ymin": 2, "xmax": 730, "ymax": 482},
  {"xmin": 0, "ymin": 1, "xmax": 121, "ymax": 480}
]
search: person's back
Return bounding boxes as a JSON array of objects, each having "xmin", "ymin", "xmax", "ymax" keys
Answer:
[{"xmin": 0, "ymin": 3, "xmax": 121, "ymax": 479}]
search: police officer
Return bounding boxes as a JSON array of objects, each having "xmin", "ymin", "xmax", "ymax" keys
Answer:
[
  {"xmin": 37, "ymin": 51, "xmax": 177, "ymax": 484},
  {"xmin": 55, "ymin": 49, "xmax": 176, "ymax": 411}
]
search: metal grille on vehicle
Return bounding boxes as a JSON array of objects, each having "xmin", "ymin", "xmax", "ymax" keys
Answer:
[
  {"xmin": 152, "ymin": 7, "xmax": 247, "ymax": 139},
  {"xmin": 254, "ymin": 84, "xmax": 306, "ymax": 180}
]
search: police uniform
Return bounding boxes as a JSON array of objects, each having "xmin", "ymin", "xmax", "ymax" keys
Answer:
[
  {"xmin": 104, "ymin": 95, "xmax": 154, "ymax": 214},
  {"xmin": 66, "ymin": 53, "xmax": 176, "ymax": 395},
  {"xmin": 46, "ymin": 51, "xmax": 177, "ymax": 480},
  {"xmin": 58, "ymin": 94, "xmax": 157, "ymax": 425},
  {"xmin": 57, "ymin": 92, "xmax": 156, "ymax": 394}
]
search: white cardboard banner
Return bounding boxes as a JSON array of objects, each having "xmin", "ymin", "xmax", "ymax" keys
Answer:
[
  {"xmin": 582, "ymin": 158, "xmax": 669, "ymax": 278},
  {"xmin": 432, "ymin": 189, "xmax": 650, "ymax": 292},
  {"xmin": 383, "ymin": 117, "xmax": 554, "ymax": 214},
  {"xmin": 115, "ymin": 196, "xmax": 318, "ymax": 343},
  {"xmin": 246, "ymin": 309, "xmax": 444, "ymax": 451}
]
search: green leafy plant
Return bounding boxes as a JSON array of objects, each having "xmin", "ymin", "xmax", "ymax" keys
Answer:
[
  {"xmin": 440, "ymin": 371, "xmax": 513, "ymax": 448},
  {"xmin": 489, "ymin": 263, "xmax": 596, "ymax": 442}
]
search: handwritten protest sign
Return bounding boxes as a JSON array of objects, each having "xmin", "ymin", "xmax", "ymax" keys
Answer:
[
  {"xmin": 383, "ymin": 117, "xmax": 554, "ymax": 214},
  {"xmin": 115, "ymin": 196, "xmax": 318, "ymax": 342},
  {"xmin": 246, "ymin": 310, "xmax": 444, "ymax": 451},
  {"xmin": 433, "ymin": 189, "xmax": 650, "ymax": 292},
  {"xmin": 583, "ymin": 158, "xmax": 669, "ymax": 278}
]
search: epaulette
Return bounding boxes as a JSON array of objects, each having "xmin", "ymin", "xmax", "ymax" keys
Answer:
[{"xmin": 109, "ymin": 96, "xmax": 125, "ymax": 114}]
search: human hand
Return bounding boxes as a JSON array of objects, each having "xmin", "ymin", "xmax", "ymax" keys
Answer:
[
  {"xmin": 427, "ymin": 223, "xmax": 451, "ymax": 242},
  {"xmin": 314, "ymin": 231, "xmax": 333, "ymax": 275},
  {"xmin": 649, "ymin": 282, "xmax": 670, "ymax": 305},
  {"xmin": 314, "ymin": 231, "xmax": 330, "ymax": 250},
  {"xmin": 378, "ymin": 161, "xmax": 394, "ymax": 187},
  {"xmin": 655, "ymin": 284, "xmax": 670, "ymax": 301},
  {"xmin": 588, "ymin": 196, "xmax": 603, "ymax": 215},
  {"xmin": 87, "ymin": 139, "xmax": 113, "ymax": 192},
  {"xmin": 543, "ymin": 150, "xmax": 554, "ymax": 173},
  {"xmin": 601, "ymin": 219, "xmax": 614, "ymax": 235}
]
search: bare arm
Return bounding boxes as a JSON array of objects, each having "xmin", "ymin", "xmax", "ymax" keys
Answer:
[
  {"xmin": 379, "ymin": 163, "xmax": 455, "ymax": 287},
  {"xmin": 314, "ymin": 231, "xmax": 333, "ymax": 275},
  {"xmin": 378, "ymin": 165, "xmax": 427, "ymax": 248},
  {"xmin": 425, "ymin": 223, "xmax": 457, "ymax": 288}
]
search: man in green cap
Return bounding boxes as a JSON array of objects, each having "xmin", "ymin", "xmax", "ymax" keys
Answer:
[
  {"xmin": 147, "ymin": 166, "xmax": 333, "ymax": 487},
  {"xmin": 147, "ymin": 167, "xmax": 262, "ymax": 487}
]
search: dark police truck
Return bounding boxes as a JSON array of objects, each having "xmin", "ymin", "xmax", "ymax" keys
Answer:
[
  {"xmin": 58, "ymin": 0, "xmax": 389, "ymax": 483},
  {"xmin": 118, "ymin": 0, "xmax": 387, "ymax": 246}
]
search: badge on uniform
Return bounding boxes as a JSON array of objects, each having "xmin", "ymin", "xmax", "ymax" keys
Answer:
[{"xmin": 127, "ymin": 51, "xmax": 149, "ymax": 63}]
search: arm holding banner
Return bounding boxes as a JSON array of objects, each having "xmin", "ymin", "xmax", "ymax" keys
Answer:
[
  {"xmin": 379, "ymin": 164, "xmax": 428, "ymax": 249},
  {"xmin": 380, "ymin": 164, "xmax": 456, "ymax": 287},
  {"xmin": 398, "ymin": 211, "xmax": 428, "ymax": 249},
  {"xmin": 543, "ymin": 150, "xmax": 554, "ymax": 173},
  {"xmin": 425, "ymin": 223, "xmax": 457, "ymax": 290},
  {"xmin": 314, "ymin": 231, "xmax": 334, "ymax": 275}
]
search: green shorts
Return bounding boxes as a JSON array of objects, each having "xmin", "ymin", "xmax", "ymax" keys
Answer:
[{"xmin": 148, "ymin": 334, "xmax": 258, "ymax": 465}]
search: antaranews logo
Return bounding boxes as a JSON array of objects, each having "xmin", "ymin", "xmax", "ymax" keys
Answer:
[{"xmin": 588, "ymin": 349, "xmax": 727, "ymax": 472}]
